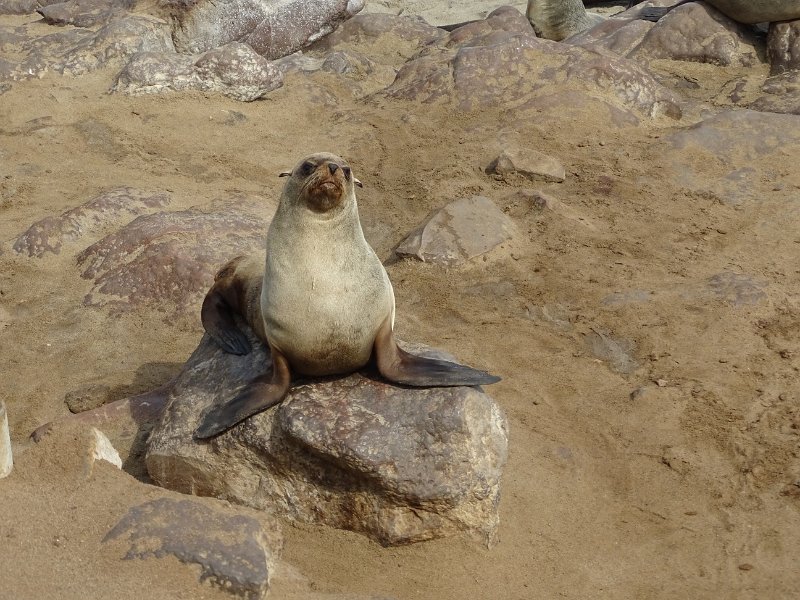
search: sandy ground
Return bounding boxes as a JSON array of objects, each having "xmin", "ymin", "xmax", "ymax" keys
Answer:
[{"xmin": 2, "ymin": 1, "xmax": 800, "ymax": 599}]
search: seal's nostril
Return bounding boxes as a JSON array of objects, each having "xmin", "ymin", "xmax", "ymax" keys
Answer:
[{"xmin": 328, "ymin": 163, "xmax": 339, "ymax": 175}]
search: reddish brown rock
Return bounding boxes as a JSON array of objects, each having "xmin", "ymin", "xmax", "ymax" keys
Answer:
[
  {"xmin": 384, "ymin": 28, "xmax": 682, "ymax": 119},
  {"xmin": 662, "ymin": 109, "xmax": 800, "ymax": 202},
  {"xmin": 166, "ymin": 0, "xmax": 364, "ymax": 59},
  {"xmin": 629, "ymin": 2, "xmax": 759, "ymax": 67},
  {"xmin": 37, "ymin": 0, "xmax": 133, "ymax": 28},
  {"xmin": 566, "ymin": 17, "xmax": 653, "ymax": 57},
  {"xmin": 13, "ymin": 188, "xmax": 171, "ymax": 258},
  {"xmin": 77, "ymin": 197, "xmax": 273, "ymax": 314},
  {"xmin": 309, "ymin": 13, "xmax": 446, "ymax": 64},
  {"xmin": 113, "ymin": 43, "xmax": 284, "ymax": 101}
]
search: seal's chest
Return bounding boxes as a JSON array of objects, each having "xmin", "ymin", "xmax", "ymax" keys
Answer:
[{"xmin": 261, "ymin": 253, "xmax": 391, "ymax": 371}]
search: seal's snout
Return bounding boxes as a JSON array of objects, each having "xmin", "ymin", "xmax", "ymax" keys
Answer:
[{"xmin": 328, "ymin": 162, "xmax": 339, "ymax": 175}]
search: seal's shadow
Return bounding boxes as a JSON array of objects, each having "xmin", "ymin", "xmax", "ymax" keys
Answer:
[{"xmin": 108, "ymin": 361, "xmax": 183, "ymax": 482}]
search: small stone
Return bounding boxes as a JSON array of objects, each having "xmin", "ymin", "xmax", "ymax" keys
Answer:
[
  {"xmin": 486, "ymin": 149, "xmax": 565, "ymax": 183},
  {"xmin": 656, "ymin": 379, "xmax": 667, "ymax": 387},
  {"xmin": 629, "ymin": 387, "xmax": 647, "ymax": 401},
  {"xmin": 89, "ymin": 427, "xmax": 123, "ymax": 470},
  {"xmin": 738, "ymin": 563, "xmax": 754, "ymax": 571},
  {"xmin": 585, "ymin": 328, "xmax": 639, "ymax": 374},
  {"xmin": 0, "ymin": 401, "xmax": 12, "ymax": 479},
  {"xmin": 64, "ymin": 384, "xmax": 110, "ymax": 413}
]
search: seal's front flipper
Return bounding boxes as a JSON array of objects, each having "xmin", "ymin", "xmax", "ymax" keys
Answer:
[
  {"xmin": 201, "ymin": 283, "xmax": 252, "ymax": 356},
  {"xmin": 373, "ymin": 317, "xmax": 501, "ymax": 388},
  {"xmin": 194, "ymin": 349, "xmax": 291, "ymax": 439}
]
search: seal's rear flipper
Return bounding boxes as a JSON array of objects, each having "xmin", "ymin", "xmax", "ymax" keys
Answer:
[
  {"xmin": 373, "ymin": 317, "xmax": 501, "ymax": 388},
  {"xmin": 194, "ymin": 349, "xmax": 291, "ymax": 439},
  {"xmin": 201, "ymin": 283, "xmax": 252, "ymax": 355}
]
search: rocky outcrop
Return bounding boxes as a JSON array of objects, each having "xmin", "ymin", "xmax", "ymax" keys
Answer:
[
  {"xmin": 383, "ymin": 9, "xmax": 683, "ymax": 120},
  {"xmin": 165, "ymin": 0, "xmax": 364, "ymax": 59},
  {"xmin": 629, "ymin": 2, "xmax": 759, "ymax": 67},
  {"xmin": 37, "ymin": 0, "xmax": 134, "ymax": 28},
  {"xmin": 13, "ymin": 188, "xmax": 171, "ymax": 258},
  {"xmin": 112, "ymin": 42, "xmax": 284, "ymax": 101},
  {"xmin": 146, "ymin": 329, "xmax": 508, "ymax": 547}
]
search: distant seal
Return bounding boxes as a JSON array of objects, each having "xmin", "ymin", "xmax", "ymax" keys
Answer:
[
  {"xmin": 527, "ymin": 0, "xmax": 800, "ymax": 41},
  {"xmin": 196, "ymin": 152, "xmax": 500, "ymax": 439}
]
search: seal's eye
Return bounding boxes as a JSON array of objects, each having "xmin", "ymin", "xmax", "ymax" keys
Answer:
[
  {"xmin": 342, "ymin": 166, "xmax": 352, "ymax": 181},
  {"xmin": 299, "ymin": 161, "xmax": 315, "ymax": 176}
]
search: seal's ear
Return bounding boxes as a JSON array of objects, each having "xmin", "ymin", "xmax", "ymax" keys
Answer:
[
  {"xmin": 278, "ymin": 171, "xmax": 291, "ymax": 177},
  {"xmin": 354, "ymin": 177, "xmax": 363, "ymax": 188}
]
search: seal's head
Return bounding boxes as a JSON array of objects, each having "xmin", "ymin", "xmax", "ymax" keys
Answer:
[{"xmin": 279, "ymin": 153, "xmax": 362, "ymax": 215}]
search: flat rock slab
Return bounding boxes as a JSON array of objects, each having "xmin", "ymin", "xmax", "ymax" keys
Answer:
[
  {"xmin": 661, "ymin": 109, "xmax": 800, "ymax": 203},
  {"xmin": 104, "ymin": 496, "xmax": 282, "ymax": 599},
  {"xmin": 112, "ymin": 42, "xmax": 284, "ymax": 101},
  {"xmin": 395, "ymin": 196, "xmax": 516, "ymax": 265},
  {"xmin": 166, "ymin": 0, "xmax": 364, "ymax": 59},
  {"xmin": 146, "ymin": 328, "xmax": 508, "ymax": 547},
  {"xmin": 752, "ymin": 70, "xmax": 800, "ymax": 115}
]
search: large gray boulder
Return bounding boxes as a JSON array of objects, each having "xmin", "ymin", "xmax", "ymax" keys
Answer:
[{"xmin": 146, "ymin": 326, "xmax": 508, "ymax": 547}]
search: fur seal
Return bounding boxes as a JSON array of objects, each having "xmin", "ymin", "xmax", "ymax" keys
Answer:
[
  {"xmin": 527, "ymin": 1, "xmax": 800, "ymax": 42},
  {"xmin": 196, "ymin": 152, "xmax": 500, "ymax": 439}
]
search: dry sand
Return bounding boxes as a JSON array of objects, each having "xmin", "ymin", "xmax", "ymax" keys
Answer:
[{"xmin": 1, "ymin": 1, "xmax": 800, "ymax": 599}]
